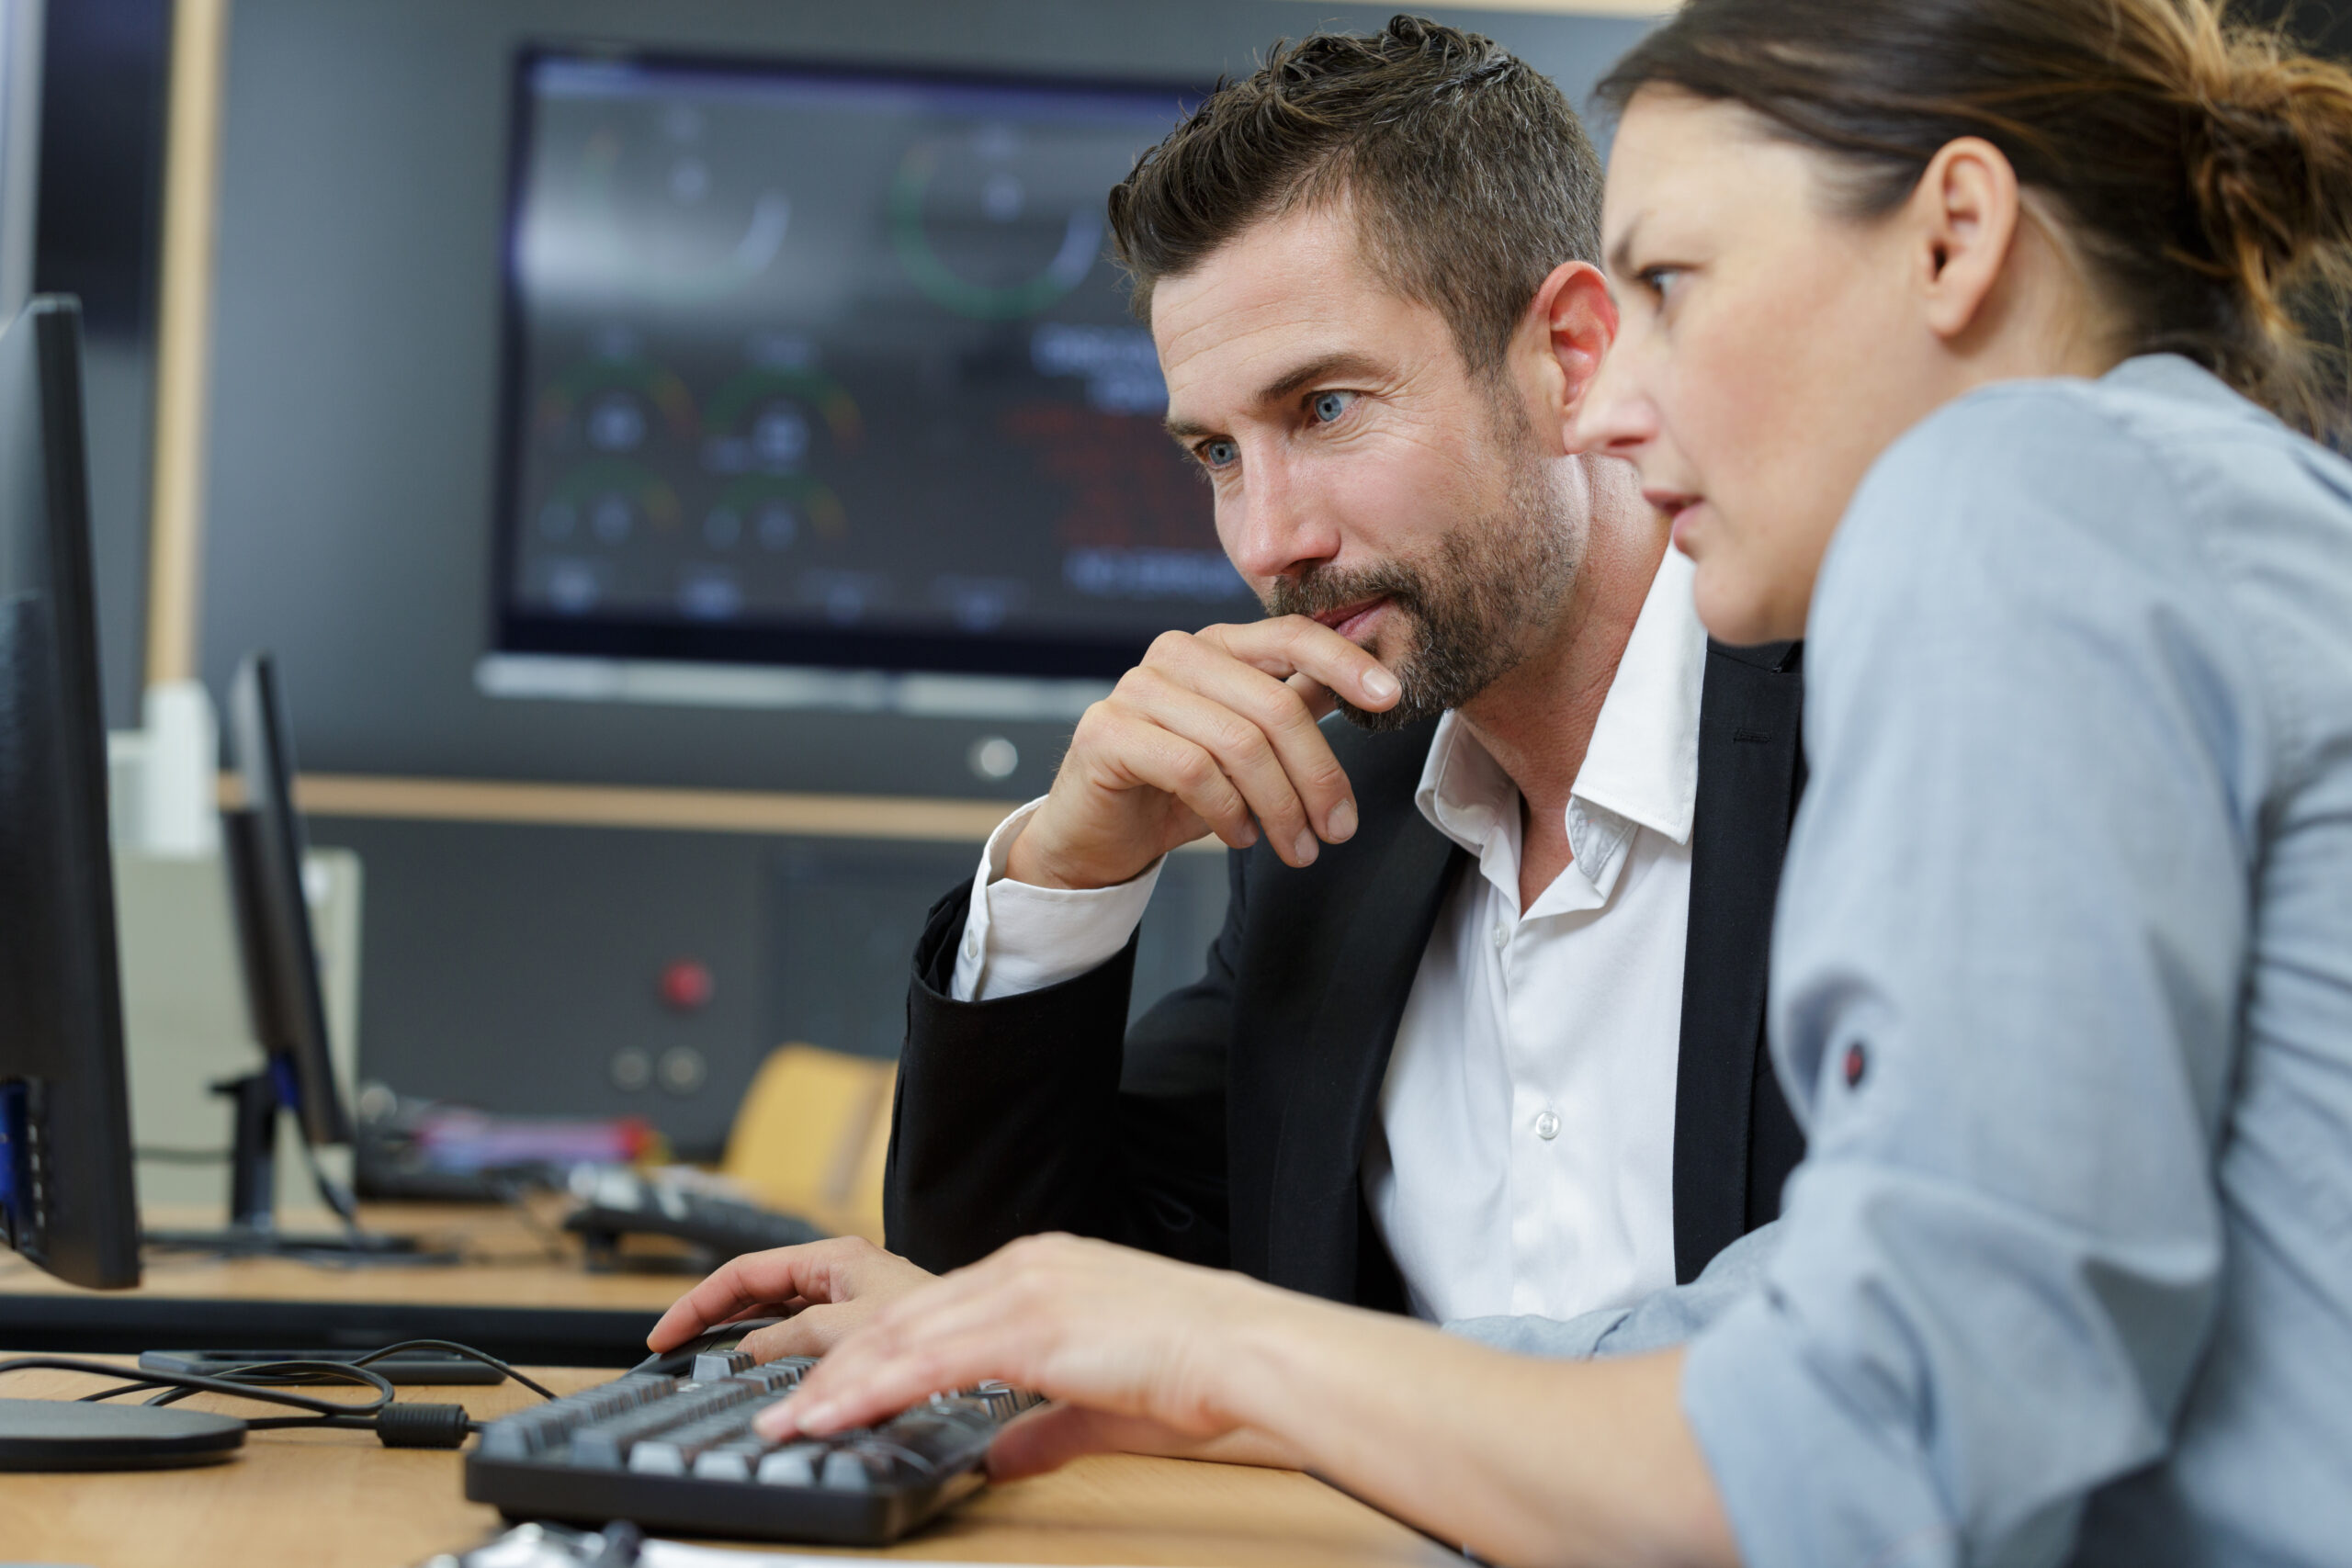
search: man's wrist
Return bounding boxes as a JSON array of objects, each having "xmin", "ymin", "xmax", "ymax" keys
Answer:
[{"xmin": 1001, "ymin": 809, "xmax": 1144, "ymax": 892}]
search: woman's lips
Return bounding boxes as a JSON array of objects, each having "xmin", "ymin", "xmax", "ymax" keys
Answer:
[{"xmin": 1645, "ymin": 491, "xmax": 1705, "ymax": 554}]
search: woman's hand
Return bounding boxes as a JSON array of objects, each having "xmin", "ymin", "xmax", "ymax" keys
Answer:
[
  {"xmin": 752, "ymin": 1232, "xmax": 1288, "ymax": 1467},
  {"xmin": 648, "ymin": 1235, "xmax": 939, "ymax": 1362},
  {"xmin": 743, "ymin": 1231, "xmax": 1737, "ymax": 1567}
]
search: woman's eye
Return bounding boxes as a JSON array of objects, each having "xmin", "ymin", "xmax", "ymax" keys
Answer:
[
  {"xmin": 1199, "ymin": 438, "xmax": 1239, "ymax": 469},
  {"xmin": 1637, "ymin": 265, "xmax": 1687, "ymax": 304},
  {"xmin": 1310, "ymin": 389, "xmax": 1356, "ymax": 424}
]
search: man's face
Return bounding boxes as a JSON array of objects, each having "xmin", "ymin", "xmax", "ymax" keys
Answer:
[{"xmin": 1153, "ymin": 202, "xmax": 1584, "ymax": 729}]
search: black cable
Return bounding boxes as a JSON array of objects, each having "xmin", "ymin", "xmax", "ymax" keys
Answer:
[
  {"xmin": 139, "ymin": 1359, "xmax": 395, "ymax": 1411},
  {"xmin": 6, "ymin": 1356, "xmax": 395, "ymax": 1419},
  {"xmin": 7, "ymin": 1337, "xmax": 558, "ymax": 1453},
  {"xmin": 348, "ymin": 1338, "xmax": 559, "ymax": 1401},
  {"xmin": 294, "ymin": 1134, "xmax": 366, "ymax": 1235}
]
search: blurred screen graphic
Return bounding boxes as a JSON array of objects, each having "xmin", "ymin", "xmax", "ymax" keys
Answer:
[{"xmin": 492, "ymin": 50, "xmax": 1250, "ymax": 683}]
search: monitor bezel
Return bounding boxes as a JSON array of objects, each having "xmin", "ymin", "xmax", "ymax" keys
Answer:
[{"xmin": 0, "ymin": 297, "xmax": 141, "ymax": 1291}]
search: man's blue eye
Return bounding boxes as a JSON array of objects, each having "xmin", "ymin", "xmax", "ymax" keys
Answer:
[
  {"xmin": 1202, "ymin": 438, "xmax": 1238, "ymax": 468},
  {"xmin": 1312, "ymin": 390, "xmax": 1355, "ymax": 423}
]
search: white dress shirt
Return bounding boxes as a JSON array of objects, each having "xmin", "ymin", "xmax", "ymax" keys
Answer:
[{"xmin": 952, "ymin": 549, "xmax": 1707, "ymax": 1326}]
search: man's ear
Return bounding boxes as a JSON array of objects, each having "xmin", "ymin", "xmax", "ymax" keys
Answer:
[
  {"xmin": 1526, "ymin": 261, "xmax": 1616, "ymax": 451},
  {"xmin": 1910, "ymin": 136, "xmax": 2021, "ymax": 342}
]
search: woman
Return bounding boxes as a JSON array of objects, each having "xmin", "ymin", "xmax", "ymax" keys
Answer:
[{"xmin": 657, "ymin": 2, "xmax": 2352, "ymax": 1562}]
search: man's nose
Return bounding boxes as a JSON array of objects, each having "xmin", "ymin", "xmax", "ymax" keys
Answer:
[{"xmin": 1223, "ymin": 450, "xmax": 1337, "ymax": 582}]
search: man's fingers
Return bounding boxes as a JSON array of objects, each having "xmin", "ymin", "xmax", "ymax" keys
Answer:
[
  {"xmin": 1091, "ymin": 703, "xmax": 1259, "ymax": 852},
  {"xmin": 1119, "ymin": 670, "xmax": 1324, "ymax": 865},
  {"xmin": 1193, "ymin": 617, "xmax": 1400, "ymax": 713},
  {"xmin": 1141, "ymin": 645, "xmax": 1357, "ymax": 848},
  {"xmin": 1285, "ymin": 671, "xmax": 1341, "ymax": 723}
]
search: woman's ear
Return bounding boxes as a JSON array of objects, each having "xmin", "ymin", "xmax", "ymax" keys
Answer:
[
  {"xmin": 1911, "ymin": 136, "xmax": 2022, "ymax": 342},
  {"xmin": 1529, "ymin": 260, "xmax": 1618, "ymax": 451}
]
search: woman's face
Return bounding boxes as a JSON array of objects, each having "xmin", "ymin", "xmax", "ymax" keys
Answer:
[{"xmin": 1575, "ymin": 90, "xmax": 1951, "ymax": 645}]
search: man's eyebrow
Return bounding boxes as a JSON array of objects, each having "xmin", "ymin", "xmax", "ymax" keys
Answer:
[
  {"xmin": 1164, "ymin": 351, "xmax": 1389, "ymax": 441},
  {"xmin": 1254, "ymin": 351, "xmax": 1385, "ymax": 407}
]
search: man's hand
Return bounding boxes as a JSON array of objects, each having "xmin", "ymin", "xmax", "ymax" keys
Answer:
[
  {"xmin": 1006, "ymin": 616, "xmax": 1401, "ymax": 890},
  {"xmin": 647, "ymin": 1236, "xmax": 936, "ymax": 1363}
]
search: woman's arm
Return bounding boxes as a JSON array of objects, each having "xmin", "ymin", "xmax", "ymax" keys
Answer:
[{"xmin": 763, "ymin": 1233, "xmax": 1736, "ymax": 1568}]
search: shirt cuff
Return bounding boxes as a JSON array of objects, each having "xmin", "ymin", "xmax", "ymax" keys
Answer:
[
  {"xmin": 1679, "ymin": 1290, "xmax": 1955, "ymax": 1568},
  {"xmin": 950, "ymin": 797, "xmax": 1165, "ymax": 1003}
]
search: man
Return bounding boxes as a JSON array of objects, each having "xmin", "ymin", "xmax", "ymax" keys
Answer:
[{"xmin": 658, "ymin": 16, "xmax": 1804, "ymax": 1357}]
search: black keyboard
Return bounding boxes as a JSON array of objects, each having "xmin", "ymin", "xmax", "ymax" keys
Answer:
[
  {"xmin": 562, "ymin": 1167, "xmax": 827, "ymax": 1269},
  {"xmin": 462, "ymin": 1348, "xmax": 1044, "ymax": 1545}
]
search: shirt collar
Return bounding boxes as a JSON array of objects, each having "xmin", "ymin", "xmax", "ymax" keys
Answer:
[{"xmin": 1412, "ymin": 546, "xmax": 1706, "ymax": 853}]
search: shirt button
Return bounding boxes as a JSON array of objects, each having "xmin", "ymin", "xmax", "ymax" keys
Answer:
[
  {"xmin": 1534, "ymin": 1110, "xmax": 1560, "ymax": 1141},
  {"xmin": 962, "ymin": 931, "xmax": 981, "ymax": 959},
  {"xmin": 1490, "ymin": 923, "xmax": 1510, "ymax": 951}
]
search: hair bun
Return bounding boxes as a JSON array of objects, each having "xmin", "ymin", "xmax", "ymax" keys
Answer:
[{"xmin": 2185, "ymin": 42, "xmax": 2352, "ymax": 309}]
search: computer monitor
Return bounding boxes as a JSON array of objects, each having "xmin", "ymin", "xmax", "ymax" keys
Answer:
[
  {"xmin": 0, "ymin": 294, "xmax": 141, "ymax": 1291},
  {"xmin": 152, "ymin": 649, "xmax": 426, "ymax": 1257},
  {"xmin": 482, "ymin": 48, "xmax": 1239, "ymax": 716},
  {"xmin": 222, "ymin": 651, "xmax": 352, "ymax": 1151}
]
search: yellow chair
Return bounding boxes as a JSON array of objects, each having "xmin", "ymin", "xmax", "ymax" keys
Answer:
[{"xmin": 719, "ymin": 1043, "xmax": 896, "ymax": 1243}]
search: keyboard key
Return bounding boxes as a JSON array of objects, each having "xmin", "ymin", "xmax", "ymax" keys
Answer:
[
  {"xmin": 755, "ymin": 1442, "xmax": 829, "ymax": 1486},
  {"xmin": 692, "ymin": 1348, "xmax": 756, "ymax": 1382},
  {"xmin": 691, "ymin": 1436, "xmax": 771, "ymax": 1483},
  {"xmin": 821, "ymin": 1447, "xmax": 889, "ymax": 1491}
]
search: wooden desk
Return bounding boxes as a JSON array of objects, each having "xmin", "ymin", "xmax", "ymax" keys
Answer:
[
  {"xmin": 0, "ymin": 1362, "xmax": 1455, "ymax": 1566},
  {"xmin": 1, "ymin": 1209, "xmax": 1458, "ymax": 1564}
]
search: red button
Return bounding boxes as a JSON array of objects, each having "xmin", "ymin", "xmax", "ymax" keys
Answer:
[
  {"xmin": 1843, "ymin": 1043, "xmax": 1867, "ymax": 1089},
  {"xmin": 661, "ymin": 959, "xmax": 714, "ymax": 1012}
]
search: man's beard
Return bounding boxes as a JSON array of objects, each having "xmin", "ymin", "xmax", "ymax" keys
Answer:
[{"xmin": 1264, "ymin": 449, "xmax": 1583, "ymax": 734}]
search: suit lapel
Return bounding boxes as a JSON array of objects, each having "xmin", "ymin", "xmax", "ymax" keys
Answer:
[
  {"xmin": 1262, "ymin": 814, "xmax": 1464, "ymax": 1299},
  {"xmin": 1672, "ymin": 640, "xmax": 1804, "ymax": 1282}
]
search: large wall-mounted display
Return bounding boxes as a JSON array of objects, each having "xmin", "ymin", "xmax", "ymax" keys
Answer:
[{"xmin": 493, "ymin": 50, "xmax": 1246, "ymax": 697}]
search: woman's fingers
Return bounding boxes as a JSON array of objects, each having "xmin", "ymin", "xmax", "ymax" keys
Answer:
[
  {"xmin": 753, "ymin": 1235, "xmax": 1256, "ymax": 1446},
  {"xmin": 647, "ymin": 1236, "xmax": 905, "ymax": 1351}
]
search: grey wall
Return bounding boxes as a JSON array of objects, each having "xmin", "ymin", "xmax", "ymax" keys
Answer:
[
  {"xmin": 178, "ymin": 0, "xmax": 1650, "ymax": 1153},
  {"xmin": 313, "ymin": 815, "xmax": 1230, "ymax": 1157}
]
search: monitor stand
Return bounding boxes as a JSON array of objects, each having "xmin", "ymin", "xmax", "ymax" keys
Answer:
[{"xmin": 141, "ymin": 1071, "xmax": 447, "ymax": 1263}]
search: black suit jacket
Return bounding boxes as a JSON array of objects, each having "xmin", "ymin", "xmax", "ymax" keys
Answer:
[{"xmin": 885, "ymin": 639, "xmax": 1808, "ymax": 1309}]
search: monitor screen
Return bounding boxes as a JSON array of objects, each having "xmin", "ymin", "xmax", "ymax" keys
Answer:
[{"xmin": 490, "ymin": 49, "xmax": 1249, "ymax": 688}]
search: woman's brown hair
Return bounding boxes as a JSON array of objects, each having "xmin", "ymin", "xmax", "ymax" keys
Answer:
[{"xmin": 1599, "ymin": 0, "xmax": 2352, "ymax": 439}]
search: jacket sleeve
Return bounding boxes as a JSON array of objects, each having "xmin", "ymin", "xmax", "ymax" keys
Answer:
[{"xmin": 883, "ymin": 849, "xmax": 1247, "ymax": 1272}]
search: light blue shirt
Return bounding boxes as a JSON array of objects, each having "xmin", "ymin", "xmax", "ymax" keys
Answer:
[{"xmin": 1661, "ymin": 356, "xmax": 2352, "ymax": 1567}]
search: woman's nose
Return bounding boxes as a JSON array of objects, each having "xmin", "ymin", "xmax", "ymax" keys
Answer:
[{"xmin": 1571, "ymin": 349, "xmax": 1658, "ymax": 458}]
